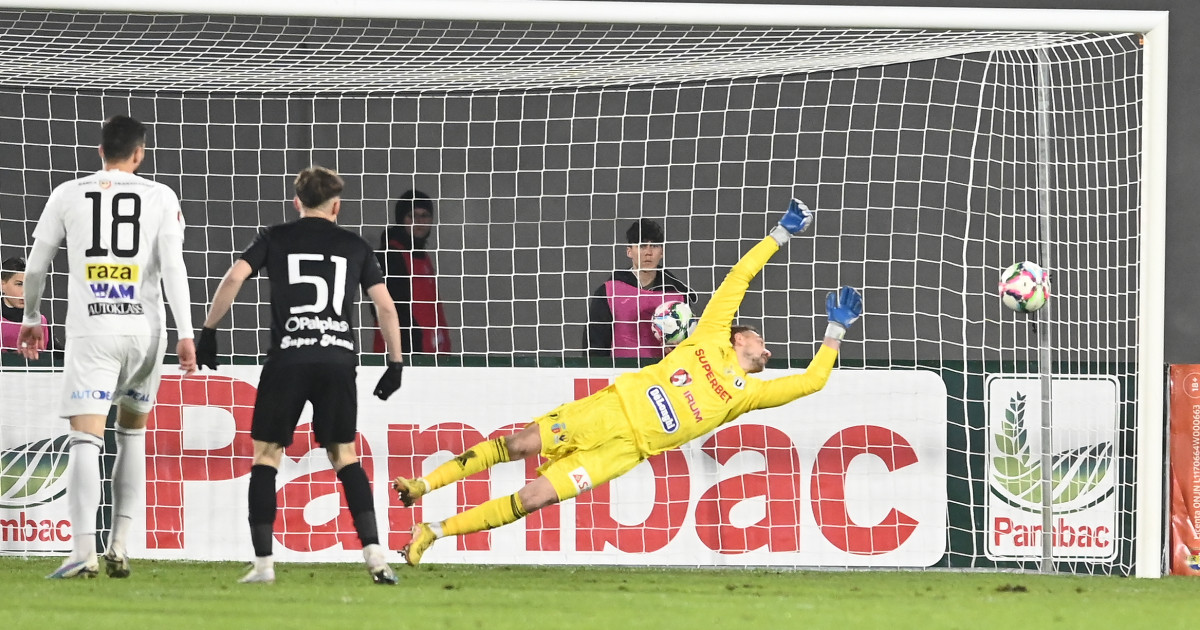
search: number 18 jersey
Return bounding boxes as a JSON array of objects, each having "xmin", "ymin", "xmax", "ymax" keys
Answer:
[{"xmin": 32, "ymin": 168, "xmax": 186, "ymax": 338}]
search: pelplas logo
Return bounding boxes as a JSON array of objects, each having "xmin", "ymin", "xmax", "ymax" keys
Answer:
[
  {"xmin": 985, "ymin": 376, "xmax": 1119, "ymax": 561},
  {"xmin": 0, "ymin": 434, "xmax": 70, "ymax": 509}
]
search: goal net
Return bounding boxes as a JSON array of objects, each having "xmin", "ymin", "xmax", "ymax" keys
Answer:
[{"xmin": 0, "ymin": 2, "xmax": 1166, "ymax": 576}]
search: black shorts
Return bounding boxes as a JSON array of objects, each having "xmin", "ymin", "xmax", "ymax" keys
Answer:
[{"xmin": 251, "ymin": 360, "xmax": 358, "ymax": 447}]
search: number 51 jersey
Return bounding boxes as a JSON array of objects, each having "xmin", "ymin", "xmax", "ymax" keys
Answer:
[
  {"xmin": 239, "ymin": 216, "xmax": 384, "ymax": 365},
  {"xmin": 32, "ymin": 168, "xmax": 185, "ymax": 339}
]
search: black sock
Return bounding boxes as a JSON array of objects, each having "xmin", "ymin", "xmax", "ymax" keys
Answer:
[
  {"xmin": 336, "ymin": 462, "xmax": 379, "ymax": 547},
  {"xmin": 247, "ymin": 464, "xmax": 278, "ymax": 558}
]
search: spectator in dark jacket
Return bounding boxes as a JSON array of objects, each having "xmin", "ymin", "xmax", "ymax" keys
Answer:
[{"xmin": 373, "ymin": 190, "xmax": 451, "ymax": 356}]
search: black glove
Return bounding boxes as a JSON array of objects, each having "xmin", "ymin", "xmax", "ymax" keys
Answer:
[
  {"xmin": 196, "ymin": 327, "xmax": 219, "ymax": 370},
  {"xmin": 373, "ymin": 360, "xmax": 404, "ymax": 400}
]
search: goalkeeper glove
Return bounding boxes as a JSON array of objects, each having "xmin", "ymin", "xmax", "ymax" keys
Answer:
[
  {"xmin": 824, "ymin": 286, "xmax": 863, "ymax": 341},
  {"xmin": 196, "ymin": 327, "xmax": 219, "ymax": 370},
  {"xmin": 373, "ymin": 360, "xmax": 404, "ymax": 400},
  {"xmin": 779, "ymin": 198, "xmax": 814, "ymax": 234},
  {"xmin": 769, "ymin": 198, "xmax": 815, "ymax": 245}
]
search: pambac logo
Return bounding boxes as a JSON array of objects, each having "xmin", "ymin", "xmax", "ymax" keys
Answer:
[
  {"xmin": 0, "ymin": 435, "xmax": 70, "ymax": 509},
  {"xmin": 992, "ymin": 393, "xmax": 1113, "ymax": 512},
  {"xmin": 985, "ymin": 377, "xmax": 1119, "ymax": 561}
]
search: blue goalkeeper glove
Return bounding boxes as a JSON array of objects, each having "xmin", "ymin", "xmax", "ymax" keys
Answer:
[
  {"xmin": 779, "ymin": 198, "xmax": 814, "ymax": 234},
  {"xmin": 769, "ymin": 198, "xmax": 815, "ymax": 245},
  {"xmin": 824, "ymin": 286, "xmax": 863, "ymax": 341}
]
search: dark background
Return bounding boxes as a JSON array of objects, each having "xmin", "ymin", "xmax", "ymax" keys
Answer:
[
  {"xmin": 0, "ymin": 1, "xmax": 1172, "ymax": 365},
  {"xmin": 731, "ymin": 0, "xmax": 1190, "ymax": 363}
]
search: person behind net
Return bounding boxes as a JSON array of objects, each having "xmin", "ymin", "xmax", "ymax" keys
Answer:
[
  {"xmin": 392, "ymin": 199, "xmax": 863, "ymax": 567},
  {"xmin": 17, "ymin": 114, "xmax": 197, "ymax": 579},
  {"xmin": 373, "ymin": 189, "xmax": 452, "ymax": 356},
  {"xmin": 584, "ymin": 218, "xmax": 696, "ymax": 359},
  {"xmin": 195, "ymin": 166, "xmax": 407, "ymax": 585},
  {"xmin": 2, "ymin": 256, "xmax": 61, "ymax": 357}
]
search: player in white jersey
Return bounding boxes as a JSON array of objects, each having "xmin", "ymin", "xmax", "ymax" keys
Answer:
[{"xmin": 18, "ymin": 115, "xmax": 197, "ymax": 580}]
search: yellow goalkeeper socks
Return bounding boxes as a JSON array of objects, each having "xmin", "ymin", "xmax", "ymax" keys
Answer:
[
  {"xmin": 424, "ymin": 437, "xmax": 511, "ymax": 491},
  {"xmin": 442, "ymin": 492, "xmax": 528, "ymax": 537}
]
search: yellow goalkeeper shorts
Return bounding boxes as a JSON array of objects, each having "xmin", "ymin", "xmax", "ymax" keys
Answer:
[{"xmin": 531, "ymin": 385, "xmax": 645, "ymax": 501}]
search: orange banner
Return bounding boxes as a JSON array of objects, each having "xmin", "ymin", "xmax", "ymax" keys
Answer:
[{"xmin": 1168, "ymin": 365, "xmax": 1200, "ymax": 575}]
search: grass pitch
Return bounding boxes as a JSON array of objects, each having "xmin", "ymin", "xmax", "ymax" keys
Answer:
[{"xmin": 1, "ymin": 556, "xmax": 1194, "ymax": 629}]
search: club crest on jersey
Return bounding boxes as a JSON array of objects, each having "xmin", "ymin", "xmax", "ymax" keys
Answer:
[
  {"xmin": 646, "ymin": 385, "xmax": 679, "ymax": 433},
  {"xmin": 85, "ymin": 263, "xmax": 138, "ymax": 282},
  {"xmin": 670, "ymin": 369, "xmax": 692, "ymax": 387},
  {"xmin": 99, "ymin": 180, "xmax": 112, "ymax": 190}
]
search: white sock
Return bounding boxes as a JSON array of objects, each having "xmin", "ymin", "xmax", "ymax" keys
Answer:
[
  {"xmin": 253, "ymin": 555, "xmax": 274, "ymax": 572},
  {"xmin": 107, "ymin": 426, "xmax": 146, "ymax": 557},
  {"xmin": 363, "ymin": 543, "xmax": 384, "ymax": 566},
  {"xmin": 67, "ymin": 430, "xmax": 104, "ymax": 563}
]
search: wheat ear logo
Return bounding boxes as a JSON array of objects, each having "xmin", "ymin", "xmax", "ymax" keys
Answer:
[
  {"xmin": 0, "ymin": 434, "xmax": 71, "ymax": 509},
  {"xmin": 991, "ymin": 393, "xmax": 1113, "ymax": 513}
]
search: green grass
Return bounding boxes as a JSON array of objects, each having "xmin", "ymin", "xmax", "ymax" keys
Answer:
[{"xmin": 2, "ymin": 556, "xmax": 1195, "ymax": 629}]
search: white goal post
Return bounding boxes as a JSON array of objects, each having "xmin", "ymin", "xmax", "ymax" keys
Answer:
[{"xmin": 0, "ymin": 1, "xmax": 1167, "ymax": 577}]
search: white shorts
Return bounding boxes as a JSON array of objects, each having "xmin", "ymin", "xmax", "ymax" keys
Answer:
[{"xmin": 60, "ymin": 335, "xmax": 167, "ymax": 418}]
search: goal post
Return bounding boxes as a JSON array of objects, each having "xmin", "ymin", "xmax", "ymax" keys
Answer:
[
  {"xmin": 0, "ymin": 1, "xmax": 1168, "ymax": 577},
  {"xmin": 1134, "ymin": 11, "xmax": 1169, "ymax": 581}
]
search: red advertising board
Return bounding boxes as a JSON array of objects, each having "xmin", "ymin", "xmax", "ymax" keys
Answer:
[
  {"xmin": 1168, "ymin": 365, "xmax": 1200, "ymax": 575},
  {"xmin": 2, "ymin": 366, "xmax": 949, "ymax": 567}
]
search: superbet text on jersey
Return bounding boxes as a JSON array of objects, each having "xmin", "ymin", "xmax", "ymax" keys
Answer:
[
  {"xmin": 32, "ymin": 169, "xmax": 185, "ymax": 338},
  {"xmin": 239, "ymin": 217, "xmax": 384, "ymax": 365}
]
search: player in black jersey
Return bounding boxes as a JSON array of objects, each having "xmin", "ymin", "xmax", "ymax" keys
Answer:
[{"xmin": 195, "ymin": 166, "xmax": 406, "ymax": 585}]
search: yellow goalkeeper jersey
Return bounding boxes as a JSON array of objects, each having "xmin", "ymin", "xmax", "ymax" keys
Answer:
[{"xmin": 612, "ymin": 236, "xmax": 838, "ymax": 457}]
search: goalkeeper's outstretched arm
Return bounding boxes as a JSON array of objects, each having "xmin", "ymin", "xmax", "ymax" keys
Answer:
[
  {"xmin": 753, "ymin": 284, "xmax": 864, "ymax": 409},
  {"xmin": 692, "ymin": 198, "xmax": 814, "ymax": 338}
]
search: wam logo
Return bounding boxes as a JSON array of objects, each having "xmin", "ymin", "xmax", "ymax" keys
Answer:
[
  {"xmin": 991, "ymin": 392, "xmax": 1113, "ymax": 513},
  {"xmin": 0, "ymin": 435, "xmax": 70, "ymax": 509}
]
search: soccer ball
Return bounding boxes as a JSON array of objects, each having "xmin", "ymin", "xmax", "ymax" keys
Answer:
[
  {"xmin": 651, "ymin": 301, "xmax": 694, "ymax": 345},
  {"xmin": 998, "ymin": 261, "xmax": 1051, "ymax": 313}
]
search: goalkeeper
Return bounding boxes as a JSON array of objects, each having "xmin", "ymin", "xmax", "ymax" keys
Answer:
[{"xmin": 393, "ymin": 199, "xmax": 862, "ymax": 566}]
